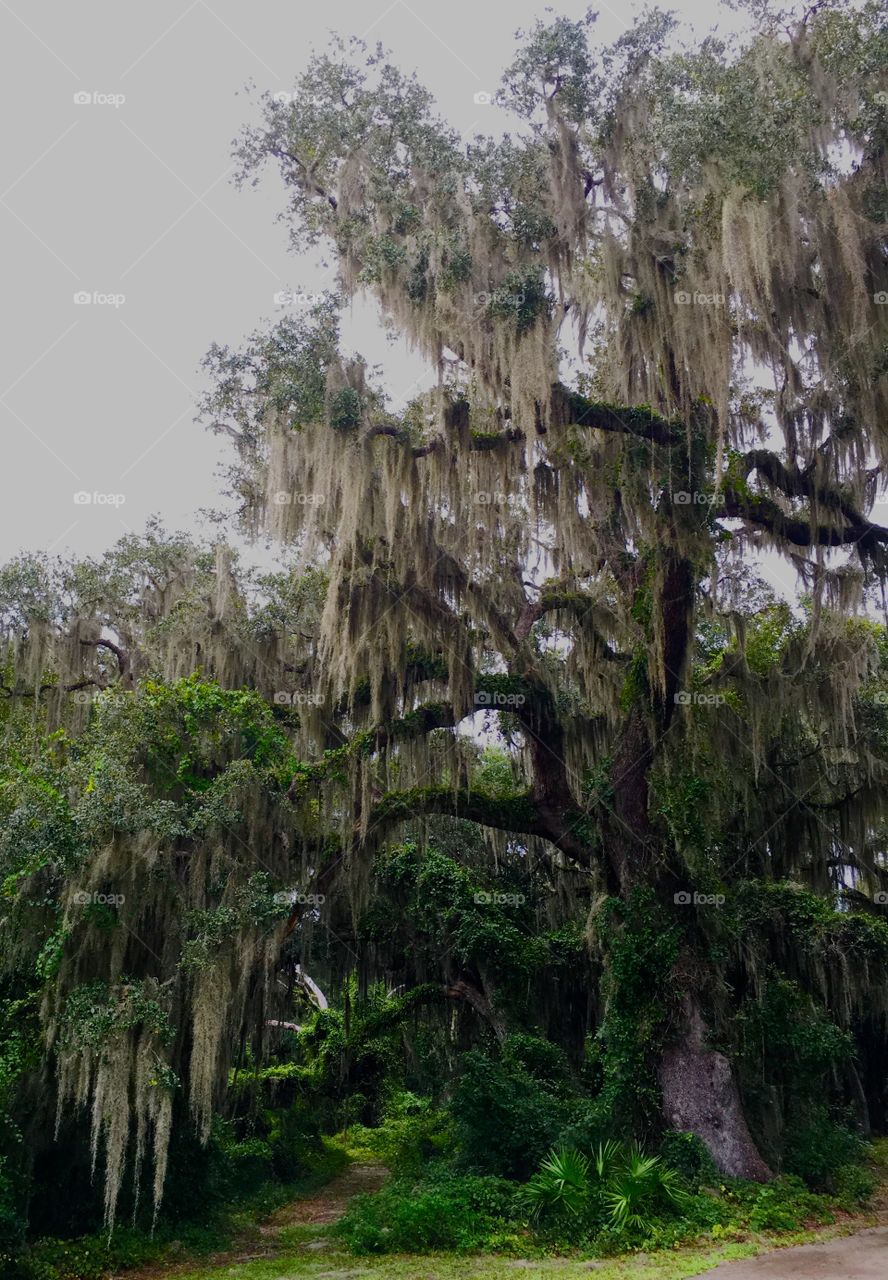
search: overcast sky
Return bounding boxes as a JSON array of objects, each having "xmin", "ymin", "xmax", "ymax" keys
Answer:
[{"xmin": 0, "ymin": 0, "xmax": 757, "ymax": 563}]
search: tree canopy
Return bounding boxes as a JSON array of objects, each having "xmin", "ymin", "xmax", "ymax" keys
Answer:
[{"xmin": 3, "ymin": 0, "xmax": 888, "ymax": 1247}]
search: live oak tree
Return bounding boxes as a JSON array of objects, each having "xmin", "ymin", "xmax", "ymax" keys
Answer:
[
  {"xmin": 3, "ymin": 0, "xmax": 888, "ymax": 1232},
  {"xmin": 219, "ymin": 0, "xmax": 888, "ymax": 1177}
]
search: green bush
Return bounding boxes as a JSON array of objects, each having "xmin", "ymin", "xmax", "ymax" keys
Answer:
[
  {"xmin": 335, "ymin": 1169, "xmax": 521, "ymax": 1254},
  {"xmin": 747, "ymin": 1176, "xmax": 830, "ymax": 1232},
  {"xmin": 21, "ymin": 1230, "xmax": 160, "ymax": 1280},
  {"xmin": 522, "ymin": 1142, "xmax": 688, "ymax": 1238},
  {"xmin": 783, "ymin": 1108, "xmax": 867, "ymax": 1189},
  {"xmin": 347, "ymin": 1091, "xmax": 452, "ymax": 1174},
  {"xmin": 658, "ymin": 1131, "xmax": 718, "ymax": 1191},
  {"xmin": 522, "ymin": 1147, "xmax": 590, "ymax": 1221},
  {"xmin": 603, "ymin": 1145, "xmax": 688, "ymax": 1230},
  {"xmin": 833, "ymin": 1162, "xmax": 876, "ymax": 1207},
  {"xmin": 450, "ymin": 1048, "xmax": 570, "ymax": 1178}
]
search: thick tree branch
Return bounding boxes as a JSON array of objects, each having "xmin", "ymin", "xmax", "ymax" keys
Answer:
[
  {"xmin": 368, "ymin": 784, "xmax": 592, "ymax": 864},
  {"xmin": 550, "ymin": 385, "xmax": 682, "ymax": 445},
  {"xmin": 80, "ymin": 637, "xmax": 130, "ymax": 681},
  {"xmin": 446, "ymin": 977, "xmax": 507, "ymax": 1042},
  {"xmin": 267, "ymin": 145, "xmax": 338, "ymax": 211},
  {"xmin": 718, "ymin": 486, "xmax": 888, "ymax": 554}
]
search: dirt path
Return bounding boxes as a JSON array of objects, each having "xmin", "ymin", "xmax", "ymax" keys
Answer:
[
  {"xmin": 695, "ymin": 1226, "xmax": 888, "ymax": 1279},
  {"xmin": 259, "ymin": 1160, "xmax": 388, "ymax": 1230},
  {"xmin": 120, "ymin": 1160, "xmax": 386, "ymax": 1280}
]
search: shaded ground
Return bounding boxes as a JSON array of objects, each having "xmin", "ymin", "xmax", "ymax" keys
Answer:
[
  {"xmin": 121, "ymin": 1161, "xmax": 388, "ymax": 1280},
  {"xmin": 695, "ymin": 1226, "xmax": 888, "ymax": 1278},
  {"xmin": 259, "ymin": 1161, "xmax": 389, "ymax": 1230}
]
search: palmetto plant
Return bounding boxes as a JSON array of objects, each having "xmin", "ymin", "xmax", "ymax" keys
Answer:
[
  {"xmin": 602, "ymin": 1144, "xmax": 688, "ymax": 1231},
  {"xmin": 592, "ymin": 1139, "xmax": 623, "ymax": 1180},
  {"xmin": 525, "ymin": 1142, "xmax": 688, "ymax": 1232},
  {"xmin": 522, "ymin": 1147, "xmax": 591, "ymax": 1219}
]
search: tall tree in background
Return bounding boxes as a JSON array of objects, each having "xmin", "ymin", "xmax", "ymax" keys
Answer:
[{"xmin": 219, "ymin": 0, "xmax": 888, "ymax": 1176}]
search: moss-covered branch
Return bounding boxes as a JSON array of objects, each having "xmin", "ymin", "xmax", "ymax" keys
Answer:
[
  {"xmin": 719, "ymin": 485, "xmax": 888, "ymax": 556},
  {"xmin": 368, "ymin": 784, "xmax": 593, "ymax": 863},
  {"xmin": 551, "ymin": 386, "xmax": 682, "ymax": 445}
]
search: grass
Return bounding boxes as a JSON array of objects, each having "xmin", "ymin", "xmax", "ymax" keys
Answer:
[{"xmin": 129, "ymin": 1233, "xmax": 861, "ymax": 1280}]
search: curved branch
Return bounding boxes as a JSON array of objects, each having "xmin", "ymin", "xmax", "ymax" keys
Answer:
[
  {"xmin": 718, "ymin": 486, "xmax": 888, "ymax": 555},
  {"xmin": 368, "ymin": 784, "xmax": 592, "ymax": 864},
  {"xmin": 80, "ymin": 637, "xmax": 130, "ymax": 681}
]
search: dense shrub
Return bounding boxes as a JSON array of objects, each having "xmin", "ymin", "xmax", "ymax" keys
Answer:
[
  {"xmin": 450, "ymin": 1044, "xmax": 575, "ymax": 1178},
  {"xmin": 833, "ymin": 1162, "xmax": 877, "ymax": 1208},
  {"xmin": 522, "ymin": 1142, "xmax": 688, "ymax": 1237},
  {"xmin": 783, "ymin": 1107, "xmax": 867, "ymax": 1189},
  {"xmin": 21, "ymin": 1230, "xmax": 162, "ymax": 1280},
  {"xmin": 747, "ymin": 1176, "xmax": 830, "ymax": 1232},
  {"xmin": 335, "ymin": 1168, "xmax": 522, "ymax": 1254},
  {"xmin": 658, "ymin": 1131, "xmax": 718, "ymax": 1191}
]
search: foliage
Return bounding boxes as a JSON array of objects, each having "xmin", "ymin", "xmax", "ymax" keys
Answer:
[
  {"xmin": 782, "ymin": 1109, "xmax": 868, "ymax": 1190},
  {"xmin": 5, "ymin": 0, "xmax": 888, "ymax": 1253},
  {"xmin": 17, "ymin": 1136, "xmax": 349, "ymax": 1280},
  {"xmin": 335, "ymin": 1168, "xmax": 522, "ymax": 1255},
  {"xmin": 523, "ymin": 1142, "xmax": 688, "ymax": 1236},
  {"xmin": 658, "ymin": 1132, "xmax": 718, "ymax": 1192},
  {"xmin": 522, "ymin": 1147, "xmax": 591, "ymax": 1221},
  {"xmin": 450, "ymin": 1044, "xmax": 583, "ymax": 1179},
  {"xmin": 345, "ymin": 1092, "xmax": 453, "ymax": 1174},
  {"xmin": 584, "ymin": 890, "xmax": 682, "ymax": 1133},
  {"xmin": 602, "ymin": 1146, "xmax": 688, "ymax": 1231}
]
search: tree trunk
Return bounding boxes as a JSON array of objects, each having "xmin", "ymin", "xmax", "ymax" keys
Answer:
[
  {"xmin": 447, "ymin": 974, "xmax": 507, "ymax": 1043},
  {"xmin": 603, "ymin": 557, "xmax": 774, "ymax": 1180},
  {"xmin": 658, "ymin": 996, "xmax": 772, "ymax": 1181}
]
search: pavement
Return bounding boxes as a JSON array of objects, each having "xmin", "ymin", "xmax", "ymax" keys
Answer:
[{"xmin": 695, "ymin": 1227, "xmax": 888, "ymax": 1279}]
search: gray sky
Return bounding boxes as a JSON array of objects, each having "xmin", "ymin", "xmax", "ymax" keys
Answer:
[{"xmin": 0, "ymin": 0, "xmax": 750, "ymax": 562}]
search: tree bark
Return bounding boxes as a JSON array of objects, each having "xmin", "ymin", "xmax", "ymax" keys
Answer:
[{"xmin": 658, "ymin": 996, "xmax": 772, "ymax": 1181}]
